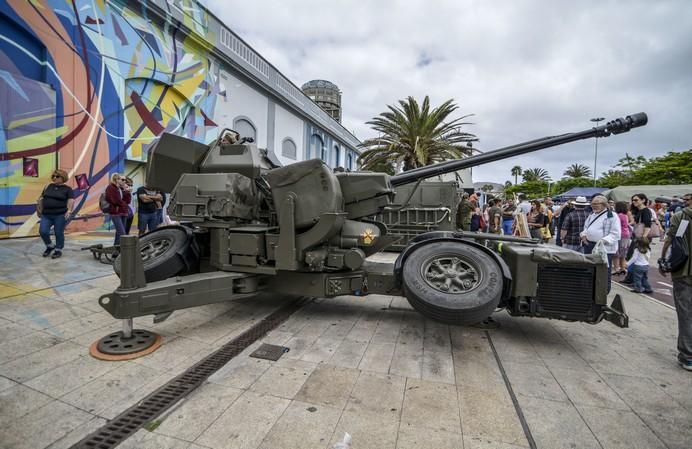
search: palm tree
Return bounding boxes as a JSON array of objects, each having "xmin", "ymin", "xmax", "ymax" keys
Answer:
[
  {"xmin": 511, "ymin": 165, "xmax": 522, "ymax": 184},
  {"xmin": 481, "ymin": 184, "xmax": 494, "ymax": 193},
  {"xmin": 617, "ymin": 153, "xmax": 647, "ymax": 174},
  {"xmin": 563, "ymin": 163, "xmax": 592, "ymax": 178},
  {"xmin": 522, "ymin": 168, "xmax": 550, "ymax": 182},
  {"xmin": 358, "ymin": 96, "xmax": 478, "ymax": 172}
]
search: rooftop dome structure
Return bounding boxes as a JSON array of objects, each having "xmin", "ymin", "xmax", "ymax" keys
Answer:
[{"xmin": 301, "ymin": 79, "xmax": 342, "ymax": 123}]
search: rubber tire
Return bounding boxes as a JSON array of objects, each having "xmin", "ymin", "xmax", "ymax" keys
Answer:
[
  {"xmin": 402, "ymin": 241, "xmax": 503, "ymax": 325},
  {"xmin": 113, "ymin": 227, "xmax": 190, "ymax": 283}
]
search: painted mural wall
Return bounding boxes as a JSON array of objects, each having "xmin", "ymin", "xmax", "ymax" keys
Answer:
[{"xmin": 0, "ymin": 0, "xmax": 354, "ymax": 239}]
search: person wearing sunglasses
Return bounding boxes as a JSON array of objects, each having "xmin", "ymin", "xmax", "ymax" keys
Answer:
[
  {"xmin": 37, "ymin": 169, "xmax": 75, "ymax": 259},
  {"xmin": 631, "ymin": 194, "xmax": 653, "ymax": 238},
  {"xmin": 661, "ymin": 194, "xmax": 692, "ymax": 371},
  {"xmin": 105, "ymin": 173, "xmax": 132, "ymax": 247}
]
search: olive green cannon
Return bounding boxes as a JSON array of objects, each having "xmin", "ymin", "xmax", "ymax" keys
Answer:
[{"xmin": 103, "ymin": 112, "xmax": 645, "ymax": 328}]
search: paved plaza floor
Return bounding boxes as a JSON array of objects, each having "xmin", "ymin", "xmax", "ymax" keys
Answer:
[{"xmin": 1, "ymin": 234, "xmax": 691, "ymax": 449}]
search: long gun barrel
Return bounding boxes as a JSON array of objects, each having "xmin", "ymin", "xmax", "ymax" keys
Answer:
[{"xmin": 390, "ymin": 112, "xmax": 648, "ymax": 187}]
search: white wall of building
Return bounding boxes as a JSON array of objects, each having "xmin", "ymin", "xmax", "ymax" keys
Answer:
[
  {"xmin": 274, "ymin": 103, "xmax": 305, "ymax": 166},
  {"xmin": 214, "ymin": 70, "xmax": 268, "ymax": 147}
]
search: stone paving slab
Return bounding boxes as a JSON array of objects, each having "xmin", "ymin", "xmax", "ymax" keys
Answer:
[{"xmin": 1, "ymin": 235, "xmax": 691, "ymax": 449}]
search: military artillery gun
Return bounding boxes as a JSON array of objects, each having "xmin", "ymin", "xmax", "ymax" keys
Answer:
[{"xmin": 104, "ymin": 113, "xmax": 646, "ymax": 331}]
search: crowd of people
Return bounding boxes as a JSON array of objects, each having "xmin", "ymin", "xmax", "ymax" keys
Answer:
[
  {"xmin": 36, "ymin": 170, "xmax": 168, "ymax": 257},
  {"xmin": 456, "ymin": 192, "xmax": 558, "ymax": 242},
  {"xmin": 456, "ymin": 189, "xmax": 692, "ymax": 371}
]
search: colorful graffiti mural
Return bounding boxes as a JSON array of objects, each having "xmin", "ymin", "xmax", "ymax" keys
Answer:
[{"xmin": 0, "ymin": 0, "xmax": 224, "ymax": 237}]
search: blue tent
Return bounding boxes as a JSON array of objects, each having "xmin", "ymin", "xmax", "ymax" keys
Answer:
[{"xmin": 552, "ymin": 187, "xmax": 605, "ymax": 202}]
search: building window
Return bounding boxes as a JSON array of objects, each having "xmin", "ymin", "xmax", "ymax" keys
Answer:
[
  {"xmin": 334, "ymin": 145, "xmax": 340, "ymax": 167},
  {"xmin": 282, "ymin": 138, "xmax": 297, "ymax": 160},
  {"xmin": 22, "ymin": 158, "xmax": 39, "ymax": 177},
  {"xmin": 347, "ymin": 153, "xmax": 353, "ymax": 170},
  {"xmin": 232, "ymin": 116, "xmax": 257, "ymax": 141},
  {"xmin": 310, "ymin": 134, "xmax": 324, "ymax": 160}
]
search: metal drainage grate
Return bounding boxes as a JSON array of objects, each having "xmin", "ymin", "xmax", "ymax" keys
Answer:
[
  {"xmin": 70, "ymin": 297, "xmax": 308, "ymax": 449},
  {"xmin": 250, "ymin": 343, "xmax": 289, "ymax": 361}
]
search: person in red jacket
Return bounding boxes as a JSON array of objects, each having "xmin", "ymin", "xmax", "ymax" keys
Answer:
[{"xmin": 105, "ymin": 173, "xmax": 132, "ymax": 246}]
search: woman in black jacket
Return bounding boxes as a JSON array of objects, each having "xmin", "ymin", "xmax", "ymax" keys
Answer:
[{"xmin": 38, "ymin": 169, "xmax": 74, "ymax": 259}]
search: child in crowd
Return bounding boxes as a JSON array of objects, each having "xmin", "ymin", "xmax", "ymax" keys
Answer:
[{"xmin": 627, "ymin": 237, "xmax": 653, "ymax": 294}]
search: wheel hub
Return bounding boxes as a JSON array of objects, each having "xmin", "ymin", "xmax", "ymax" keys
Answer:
[
  {"xmin": 140, "ymin": 238, "xmax": 171, "ymax": 262},
  {"xmin": 422, "ymin": 255, "xmax": 480, "ymax": 293}
]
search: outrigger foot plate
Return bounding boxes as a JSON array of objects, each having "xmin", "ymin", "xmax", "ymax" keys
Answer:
[
  {"xmin": 90, "ymin": 329, "xmax": 162, "ymax": 361},
  {"xmin": 603, "ymin": 294, "xmax": 629, "ymax": 328}
]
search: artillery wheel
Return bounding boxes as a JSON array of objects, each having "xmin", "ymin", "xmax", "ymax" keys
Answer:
[
  {"xmin": 402, "ymin": 241, "xmax": 503, "ymax": 325},
  {"xmin": 113, "ymin": 227, "xmax": 190, "ymax": 282}
]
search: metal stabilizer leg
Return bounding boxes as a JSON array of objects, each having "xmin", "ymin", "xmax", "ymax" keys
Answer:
[
  {"xmin": 122, "ymin": 318, "xmax": 133, "ymax": 339},
  {"xmin": 91, "ymin": 236, "xmax": 162, "ymax": 360}
]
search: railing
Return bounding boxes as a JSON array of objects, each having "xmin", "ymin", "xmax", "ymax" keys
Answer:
[{"xmin": 375, "ymin": 207, "xmax": 453, "ymax": 249}]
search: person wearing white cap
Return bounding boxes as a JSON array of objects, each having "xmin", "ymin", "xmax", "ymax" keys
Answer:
[
  {"xmin": 580, "ymin": 195, "xmax": 621, "ymax": 292},
  {"xmin": 560, "ymin": 196, "xmax": 591, "ymax": 252}
]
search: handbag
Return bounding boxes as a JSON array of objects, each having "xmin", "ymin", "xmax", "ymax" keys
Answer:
[
  {"xmin": 634, "ymin": 208, "xmax": 660, "ymax": 238},
  {"xmin": 634, "ymin": 222, "xmax": 661, "ymax": 238},
  {"xmin": 649, "ymin": 220, "xmax": 661, "ymax": 238},
  {"xmin": 591, "ymin": 240, "xmax": 609, "ymax": 265},
  {"xmin": 540, "ymin": 226, "xmax": 551, "ymax": 239}
]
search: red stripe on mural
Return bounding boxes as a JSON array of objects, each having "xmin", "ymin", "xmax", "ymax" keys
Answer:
[
  {"xmin": 130, "ymin": 91, "xmax": 164, "ymax": 135},
  {"xmin": 200, "ymin": 108, "xmax": 217, "ymax": 127}
]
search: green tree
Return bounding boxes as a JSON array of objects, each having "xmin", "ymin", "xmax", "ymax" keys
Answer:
[
  {"xmin": 616, "ymin": 153, "xmax": 647, "ymax": 174},
  {"xmin": 552, "ymin": 177, "xmax": 594, "ymax": 195},
  {"xmin": 631, "ymin": 150, "xmax": 692, "ymax": 184},
  {"xmin": 504, "ymin": 180, "xmax": 513, "ymax": 189},
  {"xmin": 481, "ymin": 184, "xmax": 494, "ymax": 193},
  {"xmin": 511, "ymin": 165, "xmax": 522, "ymax": 185},
  {"xmin": 594, "ymin": 150, "xmax": 691, "ymax": 187},
  {"xmin": 563, "ymin": 163, "xmax": 592, "ymax": 178},
  {"xmin": 358, "ymin": 96, "xmax": 477, "ymax": 172},
  {"xmin": 363, "ymin": 160, "xmax": 395, "ymax": 175},
  {"xmin": 597, "ymin": 169, "xmax": 630, "ymax": 188},
  {"xmin": 522, "ymin": 168, "xmax": 550, "ymax": 182},
  {"xmin": 505, "ymin": 180, "xmax": 550, "ymax": 198}
]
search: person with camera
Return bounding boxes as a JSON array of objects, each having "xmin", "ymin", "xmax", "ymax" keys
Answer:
[{"xmin": 660, "ymin": 193, "xmax": 692, "ymax": 371}]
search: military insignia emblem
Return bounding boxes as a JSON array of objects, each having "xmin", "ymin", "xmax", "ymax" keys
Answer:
[{"xmin": 362, "ymin": 228, "xmax": 375, "ymax": 246}]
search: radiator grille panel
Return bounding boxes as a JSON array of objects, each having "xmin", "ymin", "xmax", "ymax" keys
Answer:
[{"xmin": 535, "ymin": 265, "xmax": 595, "ymax": 317}]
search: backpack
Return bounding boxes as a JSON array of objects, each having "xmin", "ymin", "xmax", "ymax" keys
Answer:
[
  {"xmin": 99, "ymin": 192, "xmax": 110, "ymax": 213},
  {"xmin": 667, "ymin": 213, "xmax": 690, "ymax": 273}
]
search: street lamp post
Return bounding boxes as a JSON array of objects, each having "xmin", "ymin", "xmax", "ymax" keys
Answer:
[{"xmin": 590, "ymin": 117, "xmax": 605, "ymax": 186}]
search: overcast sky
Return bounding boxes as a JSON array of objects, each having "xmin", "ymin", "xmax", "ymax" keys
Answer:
[{"xmin": 206, "ymin": 0, "xmax": 691, "ymax": 184}]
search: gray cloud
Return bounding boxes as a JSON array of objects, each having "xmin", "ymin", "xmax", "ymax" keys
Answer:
[{"xmin": 207, "ymin": 0, "xmax": 692, "ymax": 184}]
